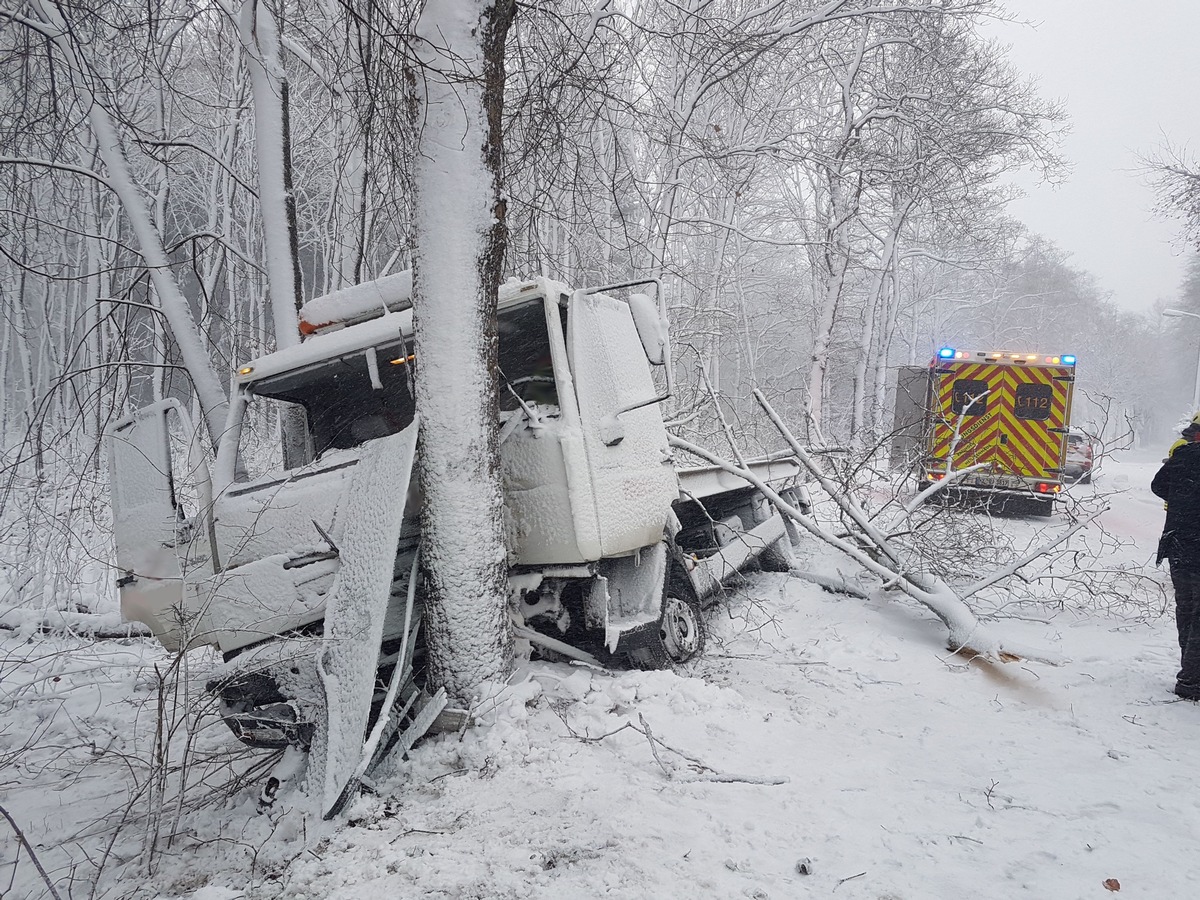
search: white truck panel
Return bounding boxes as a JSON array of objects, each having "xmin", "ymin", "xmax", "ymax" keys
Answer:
[{"xmin": 568, "ymin": 291, "xmax": 678, "ymax": 557}]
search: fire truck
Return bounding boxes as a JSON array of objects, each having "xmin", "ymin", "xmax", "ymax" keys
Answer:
[{"xmin": 893, "ymin": 347, "xmax": 1078, "ymax": 516}]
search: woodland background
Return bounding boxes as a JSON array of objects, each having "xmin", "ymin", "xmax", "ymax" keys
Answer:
[{"xmin": 3, "ymin": 0, "xmax": 1200, "ymax": 615}]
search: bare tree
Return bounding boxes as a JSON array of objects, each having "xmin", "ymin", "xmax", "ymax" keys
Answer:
[
  {"xmin": 8, "ymin": 0, "xmax": 232, "ymax": 445},
  {"xmin": 236, "ymin": 0, "xmax": 302, "ymax": 347},
  {"xmin": 409, "ymin": 0, "xmax": 516, "ymax": 702},
  {"xmin": 1144, "ymin": 141, "xmax": 1200, "ymax": 251}
]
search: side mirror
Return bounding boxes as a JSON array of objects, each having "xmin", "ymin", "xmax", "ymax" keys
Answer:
[{"xmin": 628, "ymin": 292, "xmax": 669, "ymax": 366}]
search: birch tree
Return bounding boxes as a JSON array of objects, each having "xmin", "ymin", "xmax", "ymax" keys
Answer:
[
  {"xmin": 795, "ymin": 5, "xmax": 1064, "ymax": 442},
  {"xmin": 8, "ymin": 0, "xmax": 233, "ymax": 446},
  {"xmin": 236, "ymin": 0, "xmax": 302, "ymax": 347},
  {"xmin": 410, "ymin": 0, "xmax": 516, "ymax": 702}
]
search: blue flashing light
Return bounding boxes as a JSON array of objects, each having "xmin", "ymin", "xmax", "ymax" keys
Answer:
[
  {"xmin": 1062, "ymin": 354, "xmax": 1076, "ymax": 366},
  {"xmin": 937, "ymin": 347, "xmax": 956, "ymax": 359}
]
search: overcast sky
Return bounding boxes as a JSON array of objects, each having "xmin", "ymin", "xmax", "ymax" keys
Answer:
[{"xmin": 984, "ymin": 1, "xmax": 1200, "ymax": 313}]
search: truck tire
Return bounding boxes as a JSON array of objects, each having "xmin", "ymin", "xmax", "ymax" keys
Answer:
[
  {"xmin": 627, "ymin": 594, "xmax": 705, "ymax": 669},
  {"xmin": 660, "ymin": 594, "xmax": 705, "ymax": 662}
]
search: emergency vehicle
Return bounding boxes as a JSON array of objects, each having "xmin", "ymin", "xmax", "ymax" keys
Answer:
[{"xmin": 894, "ymin": 347, "xmax": 1077, "ymax": 516}]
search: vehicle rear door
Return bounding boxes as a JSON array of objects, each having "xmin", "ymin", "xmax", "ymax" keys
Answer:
[
  {"xmin": 998, "ymin": 363, "xmax": 1072, "ymax": 481},
  {"xmin": 930, "ymin": 361, "xmax": 1001, "ymax": 472}
]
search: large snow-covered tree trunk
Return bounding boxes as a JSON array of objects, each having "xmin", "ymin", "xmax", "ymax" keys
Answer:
[
  {"xmin": 411, "ymin": 0, "xmax": 515, "ymax": 703},
  {"xmin": 237, "ymin": 0, "xmax": 302, "ymax": 349}
]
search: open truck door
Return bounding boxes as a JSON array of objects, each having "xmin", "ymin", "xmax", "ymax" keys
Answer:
[{"xmin": 107, "ymin": 399, "xmax": 215, "ymax": 650}]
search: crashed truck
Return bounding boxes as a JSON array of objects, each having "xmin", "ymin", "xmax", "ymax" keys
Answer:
[{"xmin": 108, "ymin": 273, "xmax": 804, "ymax": 751}]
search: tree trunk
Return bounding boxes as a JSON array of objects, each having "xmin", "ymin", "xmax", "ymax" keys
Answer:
[
  {"xmin": 29, "ymin": 0, "xmax": 230, "ymax": 447},
  {"xmin": 238, "ymin": 0, "xmax": 302, "ymax": 348},
  {"xmin": 806, "ymin": 171, "xmax": 855, "ymax": 439},
  {"xmin": 411, "ymin": 0, "xmax": 515, "ymax": 704}
]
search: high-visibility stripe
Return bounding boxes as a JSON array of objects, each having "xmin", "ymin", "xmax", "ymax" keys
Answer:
[{"xmin": 926, "ymin": 361, "xmax": 1072, "ymax": 480}]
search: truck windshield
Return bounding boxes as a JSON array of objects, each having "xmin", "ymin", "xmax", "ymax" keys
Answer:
[
  {"xmin": 498, "ymin": 299, "xmax": 558, "ymax": 410},
  {"xmin": 247, "ymin": 339, "xmax": 417, "ymax": 469}
]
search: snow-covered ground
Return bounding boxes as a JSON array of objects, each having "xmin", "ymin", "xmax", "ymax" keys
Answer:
[{"xmin": 3, "ymin": 451, "xmax": 1197, "ymax": 899}]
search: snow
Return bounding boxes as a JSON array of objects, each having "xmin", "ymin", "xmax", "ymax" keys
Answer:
[
  {"xmin": 237, "ymin": 311, "xmax": 414, "ymax": 383},
  {"xmin": 3, "ymin": 451, "xmax": 1198, "ymax": 899},
  {"xmin": 499, "ymin": 415, "xmax": 587, "ymax": 564},
  {"xmin": 299, "ymin": 271, "xmax": 414, "ymax": 331},
  {"xmin": 626, "ymin": 292, "xmax": 668, "ymax": 365},
  {"xmin": 216, "ymin": 452, "xmax": 357, "ymax": 570}
]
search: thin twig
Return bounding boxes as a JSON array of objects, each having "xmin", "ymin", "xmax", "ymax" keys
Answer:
[
  {"xmin": 835, "ymin": 871, "xmax": 866, "ymax": 889},
  {"xmin": 0, "ymin": 802, "xmax": 65, "ymax": 900}
]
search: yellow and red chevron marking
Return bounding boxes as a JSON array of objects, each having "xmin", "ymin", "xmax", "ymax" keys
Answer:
[
  {"xmin": 994, "ymin": 364, "xmax": 1069, "ymax": 477},
  {"xmin": 929, "ymin": 361, "xmax": 1002, "ymax": 467},
  {"xmin": 928, "ymin": 361, "xmax": 1070, "ymax": 479}
]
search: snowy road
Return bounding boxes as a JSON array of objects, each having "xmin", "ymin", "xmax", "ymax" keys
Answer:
[
  {"xmin": 279, "ymin": 575, "xmax": 1196, "ymax": 900},
  {"xmin": 2, "ymin": 451, "xmax": 1197, "ymax": 899}
]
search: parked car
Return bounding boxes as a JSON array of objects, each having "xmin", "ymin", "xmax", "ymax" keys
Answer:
[{"xmin": 1064, "ymin": 430, "xmax": 1095, "ymax": 484}]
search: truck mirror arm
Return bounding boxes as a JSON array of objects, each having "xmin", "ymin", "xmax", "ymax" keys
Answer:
[{"xmin": 578, "ymin": 277, "xmax": 674, "ymax": 445}]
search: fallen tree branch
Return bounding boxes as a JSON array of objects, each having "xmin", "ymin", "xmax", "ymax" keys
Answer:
[
  {"xmin": 637, "ymin": 714, "xmax": 787, "ymax": 785},
  {"xmin": 959, "ymin": 508, "xmax": 1104, "ymax": 600},
  {"xmin": 0, "ymin": 607, "xmax": 151, "ymax": 640},
  {"xmin": 788, "ymin": 570, "xmax": 873, "ymax": 599},
  {"xmin": 668, "ymin": 435, "xmax": 1061, "ymax": 665}
]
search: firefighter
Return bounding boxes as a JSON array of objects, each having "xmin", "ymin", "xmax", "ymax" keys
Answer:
[
  {"xmin": 1159, "ymin": 417, "xmax": 1200, "ymax": 510},
  {"xmin": 1166, "ymin": 416, "xmax": 1200, "ymax": 460},
  {"xmin": 1151, "ymin": 416, "xmax": 1200, "ymax": 700}
]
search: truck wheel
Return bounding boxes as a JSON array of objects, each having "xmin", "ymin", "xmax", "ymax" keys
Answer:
[
  {"xmin": 660, "ymin": 595, "xmax": 705, "ymax": 663},
  {"xmin": 626, "ymin": 595, "xmax": 706, "ymax": 669}
]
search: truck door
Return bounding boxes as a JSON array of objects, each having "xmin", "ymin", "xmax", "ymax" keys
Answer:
[
  {"xmin": 566, "ymin": 291, "xmax": 679, "ymax": 557},
  {"xmin": 1000, "ymin": 364, "xmax": 1072, "ymax": 481},
  {"xmin": 891, "ymin": 366, "xmax": 933, "ymax": 469},
  {"xmin": 107, "ymin": 399, "xmax": 214, "ymax": 649}
]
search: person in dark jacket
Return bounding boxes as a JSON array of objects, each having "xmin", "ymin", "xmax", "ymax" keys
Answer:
[{"xmin": 1151, "ymin": 423, "xmax": 1200, "ymax": 700}]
